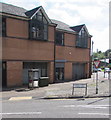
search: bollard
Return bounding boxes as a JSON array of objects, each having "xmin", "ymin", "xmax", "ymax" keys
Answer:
[{"xmin": 108, "ymin": 71, "xmax": 111, "ymax": 80}]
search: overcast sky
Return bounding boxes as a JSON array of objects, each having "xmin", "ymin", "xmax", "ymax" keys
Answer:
[{"xmin": 2, "ymin": 0, "xmax": 110, "ymax": 52}]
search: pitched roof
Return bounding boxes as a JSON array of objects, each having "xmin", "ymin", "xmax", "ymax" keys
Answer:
[
  {"xmin": 1, "ymin": 2, "xmax": 90, "ymax": 34},
  {"xmin": 51, "ymin": 19, "xmax": 75, "ymax": 33},
  {"xmin": 1, "ymin": 3, "xmax": 52, "ymax": 23},
  {"xmin": 25, "ymin": 6, "xmax": 41, "ymax": 18},
  {"xmin": 0, "ymin": 2, "xmax": 27, "ymax": 17},
  {"xmin": 70, "ymin": 24, "xmax": 85, "ymax": 33}
]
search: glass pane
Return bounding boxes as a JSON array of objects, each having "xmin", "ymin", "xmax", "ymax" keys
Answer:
[
  {"xmin": 32, "ymin": 27, "xmax": 36, "ymax": 32},
  {"xmin": 36, "ymin": 28, "xmax": 39, "ymax": 38},
  {"xmin": 37, "ymin": 11, "xmax": 42, "ymax": 21},
  {"xmin": 2, "ymin": 18, "xmax": 6, "ymax": 36},
  {"xmin": 33, "ymin": 15, "xmax": 36, "ymax": 20},
  {"xmin": 33, "ymin": 71, "xmax": 39, "ymax": 79},
  {"xmin": 37, "ymin": 10, "xmax": 42, "ymax": 16},
  {"xmin": 29, "ymin": 72, "xmax": 33, "ymax": 80},
  {"xmin": 37, "ymin": 15, "xmax": 42, "ymax": 21},
  {"xmin": 43, "ymin": 16, "xmax": 47, "ymax": 24},
  {"xmin": 41, "ymin": 69, "xmax": 46, "ymax": 77},
  {"xmin": 32, "ymin": 27, "xmax": 36, "ymax": 38},
  {"xmin": 44, "ymin": 24, "xmax": 48, "ymax": 32},
  {"xmin": 56, "ymin": 32, "xmax": 64, "ymax": 45},
  {"xmin": 44, "ymin": 32, "xmax": 47, "ymax": 40},
  {"xmin": 32, "ymin": 32, "xmax": 36, "ymax": 38}
]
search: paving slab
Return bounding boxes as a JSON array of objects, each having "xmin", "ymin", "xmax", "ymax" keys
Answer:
[{"xmin": 1, "ymin": 72, "xmax": 110, "ymax": 100}]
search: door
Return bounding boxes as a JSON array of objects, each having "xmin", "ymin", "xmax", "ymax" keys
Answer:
[
  {"xmin": 56, "ymin": 68, "xmax": 64, "ymax": 81},
  {"xmin": 23, "ymin": 69, "xmax": 29, "ymax": 85},
  {"xmin": 72, "ymin": 63, "xmax": 85, "ymax": 80},
  {"xmin": 2, "ymin": 62, "xmax": 7, "ymax": 87}
]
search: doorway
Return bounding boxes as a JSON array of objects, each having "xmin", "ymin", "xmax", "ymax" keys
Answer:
[
  {"xmin": 2, "ymin": 62, "xmax": 7, "ymax": 87},
  {"xmin": 56, "ymin": 68, "xmax": 64, "ymax": 81},
  {"xmin": 72, "ymin": 63, "xmax": 85, "ymax": 80}
]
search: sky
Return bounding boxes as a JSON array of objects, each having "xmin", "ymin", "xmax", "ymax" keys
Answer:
[{"xmin": 1, "ymin": 0, "xmax": 110, "ymax": 52}]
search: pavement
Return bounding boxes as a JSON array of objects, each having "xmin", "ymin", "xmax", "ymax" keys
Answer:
[{"xmin": 1, "ymin": 72, "xmax": 111, "ymax": 101}]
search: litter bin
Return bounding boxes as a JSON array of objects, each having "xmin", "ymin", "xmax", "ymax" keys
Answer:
[
  {"xmin": 39, "ymin": 77, "xmax": 49, "ymax": 87},
  {"xmin": 28, "ymin": 69, "xmax": 39, "ymax": 88}
]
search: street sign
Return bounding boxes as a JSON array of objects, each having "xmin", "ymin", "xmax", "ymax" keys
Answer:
[
  {"xmin": 72, "ymin": 83, "xmax": 87, "ymax": 96},
  {"xmin": 94, "ymin": 60, "xmax": 100, "ymax": 68},
  {"xmin": 73, "ymin": 83, "xmax": 87, "ymax": 88}
]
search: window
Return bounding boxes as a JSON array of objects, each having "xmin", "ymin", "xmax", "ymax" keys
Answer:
[
  {"xmin": 41, "ymin": 69, "xmax": 47, "ymax": 77},
  {"xmin": 76, "ymin": 28, "xmax": 88, "ymax": 48},
  {"xmin": 55, "ymin": 31, "xmax": 64, "ymax": 45},
  {"xmin": 30, "ymin": 10, "xmax": 48, "ymax": 41},
  {"xmin": 2, "ymin": 17, "xmax": 6, "ymax": 37}
]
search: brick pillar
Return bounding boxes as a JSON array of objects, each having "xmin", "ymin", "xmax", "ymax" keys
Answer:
[
  {"xmin": 64, "ymin": 62, "xmax": 72, "ymax": 80},
  {"xmin": 48, "ymin": 62, "xmax": 54, "ymax": 83},
  {"xmin": 7, "ymin": 61, "xmax": 23, "ymax": 87}
]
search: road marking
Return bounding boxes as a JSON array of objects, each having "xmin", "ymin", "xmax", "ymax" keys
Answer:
[
  {"xmin": 62, "ymin": 105, "xmax": 109, "ymax": 109},
  {"xmin": 49, "ymin": 99, "xmax": 68, "ymax": 100},
  {"xmin": 1, "ymin": 112, "xmax": 42, "ymax": 115},
  {"xmin": 9, "ymin": 97, "xmax": 32, "ymax": 101},
  {"xmin": 78, "ymin": 113, "xmax": 109, "ymax": 116}
]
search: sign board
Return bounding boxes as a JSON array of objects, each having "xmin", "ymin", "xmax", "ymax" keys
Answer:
[
  {"xmin": 72, "ymin": 83, "xmax": 87, "ymax": 96},
  {"xmin": 94, "ymin": 60, "xmax": 100, "ymax": 68},
  {"xmin": 73, "ymin": 83, "xmax": 87, "ymax": 88}
]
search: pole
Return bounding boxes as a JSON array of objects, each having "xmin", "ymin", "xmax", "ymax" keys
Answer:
[
  {"xmin": 92, "ymin": 41, "xmax": 94, "ymax": 74},
  {"xmin": 96, "ymin": 71, "xmax": 98, "ymax": 94},
  {"xmin": 104, "ymin": 57, "xmax": 106, "ymax": 78}
]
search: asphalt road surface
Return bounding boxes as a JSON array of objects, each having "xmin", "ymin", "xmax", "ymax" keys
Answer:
[{"xmin": 1, "ymin": 97, "xmax": 110, "ymax": 119}]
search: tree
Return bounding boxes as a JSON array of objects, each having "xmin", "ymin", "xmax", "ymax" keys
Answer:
[
  {"xmin": 93, "ymin": 52, "xmax": 105, "ymax": 60},
  {"xmin": 104, "ymin": 49, "xmax": 111, "ymax": 58}
]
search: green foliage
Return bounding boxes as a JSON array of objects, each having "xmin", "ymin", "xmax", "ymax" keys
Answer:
[
  {"xmin": 93, "ymin": 52, "xmax": 105, "ymax": 60},
  {"xmin": 93, "ymin": 49, "xmax": 111, "ymax": 60},
  {"xmin": 104, "ymin": 49, "xmax": 111, "ymax": 58},
  {"xmin": 108, "ymin": 64, "xmax": 111, "ymax": 69}
]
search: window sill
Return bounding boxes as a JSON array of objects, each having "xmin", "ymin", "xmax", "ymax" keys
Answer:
[
  {"xmin": 76, "ymin": 46, "xmax": 88, "ymax": 49},
  {"xmin": 55, "ymin": 44, "xmax": 64, "ymax": 46},
  {"xmin": 29, "ymin": 38, "xmax": 48, "ymax": 41}
]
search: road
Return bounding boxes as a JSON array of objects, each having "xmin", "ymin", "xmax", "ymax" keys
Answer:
[{"xmin": 1, "ymin": 97, "xmax": 110, "ymax": 118}]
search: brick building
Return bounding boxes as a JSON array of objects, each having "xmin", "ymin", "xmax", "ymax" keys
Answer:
[{"xmin": 1, "ymin": 3, "xmax": 92, "ymax": 87}]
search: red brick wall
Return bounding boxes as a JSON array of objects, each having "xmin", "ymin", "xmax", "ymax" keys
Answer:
[
  {"xmin": 48, "ymin": 25, "xmax": 55, "ymax": 42},
  {"xmin": 64, "ymin": 62, "xmax": 72, "ymax": 80},
  {"xmin": 7, "ymin": 18, "xmax": 29, "ymax": 38},
  {"xmin": 47, "ymin": 62, "xmax": 54, "ymax": 83},
  {"xmin": 3, "ymin": 18, "xmax": 55, "ymax": 61},
  {"xmin": 7, "ymin": 61, "xmax": 23, "ymax": 87},
  {"xmin": 56, "ymin": 46, "xmax": 90, "ymax": 62},
  {"xmin": 64, "ymin": 33, "xmax": 76, "ymax": 46},
  {"xmin": 2, "ymin": 37, "xmax": 54, "ymax": 61}
]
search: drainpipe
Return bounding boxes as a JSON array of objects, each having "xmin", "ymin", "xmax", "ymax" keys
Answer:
[
  {"xmin": 92, "ymin": 40, "xmax": 94, "ymax": 75},
  {"xmin": 54, "ymin": 26, "xmax": 56, "ymax": 83}
]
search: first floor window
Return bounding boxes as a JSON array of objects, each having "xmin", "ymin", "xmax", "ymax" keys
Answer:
[
  {"xmin": 2, "ymin": 17, "xmax": 6, "ymax": 37},
  {"xmin": 29, "ymin": 11, "xmax": 48, "ymax": 41},
  {"xmin": 76, "ymin": 28, "xmax": 88, "ymax": 48},
  {"xmin": 55, "ymin": 31, "xmax": 64, "ymax": 45}
]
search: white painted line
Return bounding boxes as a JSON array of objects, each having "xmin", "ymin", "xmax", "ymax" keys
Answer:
[
  {"xmin": 62, "ymin": 105, "xmax": 109, "ymax": 109},
  {"xmin": 1, "ymin": 112, "xmax": 42, "ymax": 115},
  {"xmin": 78, "ymin": 113, "xmax": 110, "ymax": 116}
]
